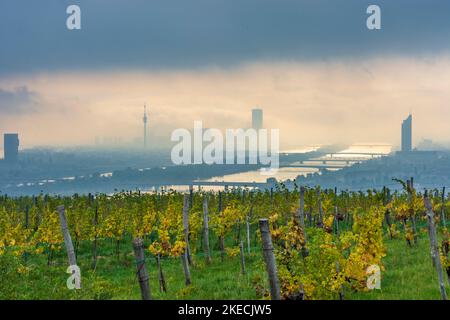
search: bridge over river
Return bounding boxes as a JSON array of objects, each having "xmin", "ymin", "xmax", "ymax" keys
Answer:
[{"xmin": 193, "ymin": 144, "xmax": 392, "ymax": 189}]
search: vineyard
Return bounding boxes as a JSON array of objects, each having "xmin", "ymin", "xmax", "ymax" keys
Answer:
[{"xmin": 0, "ymin": 180, "xmax": 449, "ymax": 300}]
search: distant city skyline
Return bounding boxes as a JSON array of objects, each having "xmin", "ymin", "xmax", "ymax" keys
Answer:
[
  {"xmin": 1, "ymin": 57, "xmax": 450, "ymax": 151},
  {"xmin": 1, "ymin": 2, "xmax": 450, "ymax": 152}
]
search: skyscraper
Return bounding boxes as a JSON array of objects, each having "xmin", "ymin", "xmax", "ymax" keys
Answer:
[
  {"xmin": 252, "ymin": 108, "xmax": 263, "ymax": 130},
  {"xmin": 401, "ymin": 114, "xmax": 412, "ymax": 152},
  {"xmin": 3, "ymin": 133, "xmax": 19, "ymax": 163},
  {"xmin": 143, "ymin": 105, "xmax": 148, "ymax": 148}
]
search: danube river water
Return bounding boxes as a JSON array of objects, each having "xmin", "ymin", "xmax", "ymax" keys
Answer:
[{"xmin": 201, "ymin": 143, "xmax": 392, "ymax": 184}]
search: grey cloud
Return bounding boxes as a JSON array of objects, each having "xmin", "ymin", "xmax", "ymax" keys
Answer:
[
  {"xmin": 0, "ymin": 0, "xmax": 449, "ymax": 75},
  {"xmin": 0, "ymin": 86, "xmax": 40, "ymax": 114}
]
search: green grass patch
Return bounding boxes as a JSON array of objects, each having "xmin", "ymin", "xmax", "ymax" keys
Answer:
[{"xmin": 1, "ymin": 234, "xmax": 449, "ymax": 300}]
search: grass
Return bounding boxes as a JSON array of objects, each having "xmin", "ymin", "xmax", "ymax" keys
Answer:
[
  {"xmin": 91, "ymin": 248, "xmax": 265, "ymax": 300},
  {"xmin": 1, "ymin": 233, "xmax": 449, "ymax": 300},
  {"xmin": 350, "ymin": 234, "xmax": 449, "ymax": 300}
]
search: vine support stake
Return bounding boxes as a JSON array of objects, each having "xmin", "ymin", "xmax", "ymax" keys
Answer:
[
  {"xmin": 92, "ymin": 205, "xmax": 99, "ymax": 270},
  {"xmin": 317, "ymin": 189, "xmax": 324, "ymax": 227},
  {"xmin": 424, "ymin": 194, "xmax": 447, "ymax": 300},
  {"xmin": 246, "ymin": 216, "xmax": 251, "ymax": 254},
  {"xmin": 23, "ymin": 205, "xmax": 30, "ymax": 264},
  {"xmin": 239, "ymin": 240, "xmax": 246, "ymax": 275},
  {"xmin": 57, "ymin": 205, "xmax": 81, "ymax": 289},
  {"xmin": 441, "ymin": 187, "xmax": 447, "ymax": 228},
  {"xmin": 181, "ymin": 251, "xmax": 192, "ymax": 286},
  {"xmin": 157, "ymin": 254, "xmax": 167, "ymax": 293},
  {"xmin": 57, "ymin": 205, "xmax": 77, "ymax": 267},
  {"xmin": 189, "ymin": 185, "xmax": 194, "ymax": 209},
  {"xmin": 132, "ymin": 237, "xmax": 151, "ymax": 300},
  {"xmin": 407, "ymin": 178, "xmax": 419, "ymax": 246},
  {"xmin": 297, "ymin": 186, "xmax": 309, "ymax": 258},
  {"xmin": 203, "ymin": 196, "xmax": 212, "ymax": 264},
  {"xmin": 384, "ymin": 188, "xmax": 393, "ymax": 240},
  {"xmin": 259, "ymin": 219, "xmax": 281, "ymax": 300},
  {"xmin": 183, "ymin": 193, "xmax": 192, "ymax": 265}
]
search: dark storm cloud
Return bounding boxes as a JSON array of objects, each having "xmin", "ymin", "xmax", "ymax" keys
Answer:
[
  {"xmin": 0, "ymin": 0, "xmax": 449, "ymax": 74},
  {"xmin": 0, "ymin": 86, "xmax": 40, "ymax": 114}
]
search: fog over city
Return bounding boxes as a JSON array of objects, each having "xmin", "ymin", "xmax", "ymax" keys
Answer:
[
  {"xmin": 1, "ymin": 56, "xmax": 450, "ymax": 151},
  {"xmin": 1, "ymin": 1, "xmax": 450, "ymax": 195},
  {"xmin": 1, "ymin": 1, "xmax": 450, "ymax": 151}
]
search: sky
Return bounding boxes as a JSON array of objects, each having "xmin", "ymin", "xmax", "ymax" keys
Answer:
[{"xmin": 1, "ymin": 0, "xmax": 450, "ymax": 150}]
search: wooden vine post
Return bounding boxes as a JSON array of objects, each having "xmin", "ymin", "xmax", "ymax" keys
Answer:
[
  {"xmin": 182, "ymin": 194, "xmax": 192, "ymax": 265},
  {"xmin": 424, "ymin": 193, "xmax": 448, "ymax": 300},
  {"xmin": 297, "ymin": 186, "xmax": 309, "ymax": 258},
  {"xmin": 57, "ymin": 205, "xmax": 81, "ymax": 289},
  {"xmin": 57, "ymin": 205, "xmax": 77, "ymax": 267},
  {"xmin": 317, "ymin": 189, "xmax": 324, "ymax": 227},
  {"xmin": 23, "ymin": 205, "xmax": 30, "ymax": 264},
  {"xmin": 235, "ymin": 218, "xmax": 242, "ymax": 246},
  {"xmin": 157, "ymin": 254, "xmax": 167, "ymax": 292},
  {"xmin": 407, "ymin": 178, "xmax": 418, "ymax": 246},
  {"xmin": 259, "ymin": 219, "xmax": 281, "ymax": 300},
  {"xmin": 239, "ymin": 240, "xmax": 246, "ymax": 275},
  {"xmin": 33, "ymin": 196, "xmax": 40, "ymax": 232},
  {"xmin": 334, "ymin": 187, "xmax": 340, "ymax": 238},
  {"xmin": 181, "ymin": 251, "xmax": 192, "ymax": 286},
  {"xmin": 218, "ymin": 191, "xmax": 225, "ymax": 262},
  {"xmin": 92, "ymin": 205, "xmax": 99, "ymax": 270},
  {"xmin": 441, "ymin": 187, "xmax": 447, "ymax": 228},
  {"xmin": 25, "ymin": 205, "xmax": 29, "ymax": 230},
  {"xmin": 132, "ymin": 237, "xmax": 151, "ymax": 300},
  {"xmin": 246, "ymin": 196, "xmax": 254, "ymax": 254},
  {"xmin": 343, "ymin": 191, "xmax": 350, "ymax": 230},
  {"xmin": 333, "ymin": 187, "xmax": 344, "ymax": 300},
  {"xmin": 246, "ymin": 215, "xmax": 251, "ymax": 254},
  {"xmin": 180, "ymin": 193, "xmax": 192, "ymax": 286},
  {"xmin": 203, "ymin": 196, "xmax": 212, "ymax": 264},
  {"xmin": 189, "ymin": 185, "xmax": 194, "ymax": 209},
  {"xmin": 384, "ymin": 187, "xmax": 393, "ymax": 240}
]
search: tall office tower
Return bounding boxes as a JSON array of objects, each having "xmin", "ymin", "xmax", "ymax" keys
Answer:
[
  {"xmin": 401, "ymin": 114, "xmax": 412, "ymax": 152},
  {"xmin": 3, "ymin": 133, "xmax": 19, "ymax": 163},
  {"xmin": 143, "ymin": 105, "xmax": 148, "ymax": 148},
  {"xmin": 252, "ymin": 108, "xmax": 263, "ymax": 130}
]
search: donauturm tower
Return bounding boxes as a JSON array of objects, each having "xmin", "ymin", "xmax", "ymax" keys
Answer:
[{"xmin": 143, "ymin": 104, "xmax": 148, "ymax": 148}]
